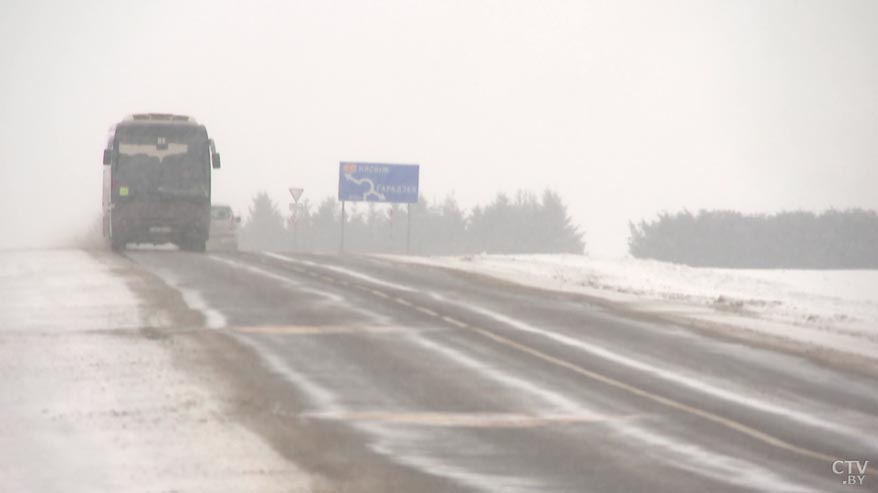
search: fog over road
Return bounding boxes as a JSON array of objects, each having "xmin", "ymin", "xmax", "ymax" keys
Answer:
[
  {"xmin": 2, "ymin": 249, "xmax": 876, "ymax": 492},
  {"xmin": 114, "ymin": 250, "xmax": 875, "ymax": 492}
]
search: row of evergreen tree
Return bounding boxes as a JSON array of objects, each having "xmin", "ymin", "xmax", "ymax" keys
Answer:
[
  {"xmin": 239, "ymin": 189, "xmax": 586, "ymax": 255},
  {"xmin": 239, "ymin": 191, "xmax": 878, "ymax": 268},
  {"xmin": 628, "ymin": 209, "xmax": 878, "ymax": 269}
]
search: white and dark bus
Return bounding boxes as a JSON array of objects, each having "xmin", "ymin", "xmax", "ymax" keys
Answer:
[{"xmin": 102, "ymin": 113, "xmax": 221, "ymax": 251}]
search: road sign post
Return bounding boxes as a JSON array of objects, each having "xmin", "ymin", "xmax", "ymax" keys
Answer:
[
  {"xmin": 289, "ymin": 188, "xmax": 304, "ymax": 252},
  {"xmin": 337, "ymin": 162, "xmax": 419, "ymax": 255},
  {"xmin": 339, "ymin": 201, "xmax": 346, "ymax": 254},
  {"xmin": 292, "ymin": 207, "xmax": 298, "ymax": 252},
  {"xmin": 405, "ymin": 204, "xmax": 412, "ymax": 255}
]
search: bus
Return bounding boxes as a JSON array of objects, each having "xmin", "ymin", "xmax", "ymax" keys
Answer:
[{"xmin": 102, "ymin": 113, "xmax": 221, "ymax": 251}]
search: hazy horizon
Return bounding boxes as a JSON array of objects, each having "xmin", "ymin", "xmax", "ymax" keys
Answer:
[{"xmin": 2, "ymin": 0, "xmax": 876, "ymax": 256}]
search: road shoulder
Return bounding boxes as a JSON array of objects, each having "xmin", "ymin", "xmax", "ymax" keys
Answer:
[{"xmin": 0, "ymin": 249, "xmax": 312, "ymax": 492}]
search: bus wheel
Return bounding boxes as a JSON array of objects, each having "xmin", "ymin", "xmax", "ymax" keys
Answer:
[{"xmin": 180, "ymin": 237, "xmax": 206, "ymax": 252}]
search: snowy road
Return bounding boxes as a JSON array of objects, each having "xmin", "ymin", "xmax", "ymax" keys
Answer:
[{"xmin": 2, "ymin": 249, "xmax": 876, "ymax": 492}]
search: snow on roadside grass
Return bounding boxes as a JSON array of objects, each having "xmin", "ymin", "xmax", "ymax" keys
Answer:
[{"xmin": 382, "ymin": 254, "xmax": 878, "ymax": 361}]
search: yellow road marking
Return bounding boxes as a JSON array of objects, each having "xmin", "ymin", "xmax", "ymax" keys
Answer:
[
  {"xmin": 416, "ymin": 306, "xmax": 439, "ymax": 318},
  {"xmin": 370, "ymin": 289, "xmax": 390, "ymax": 299},
  {"xmin": 442, "ymin": 316, "xmax": 469, "ymax": 328},
  {"xmin": 468, "ymin": 326, "xmax": 840, "ymax": 465},
  {"xmin": 350, "ymin": 288, "xmax": 841, "ymax": 466},
  {"xmin": 307, "ymin": 411, "xmax": 634, "ymax": 428},
  {"xmin": 233, "ymin": 325, "xmax": 396, "ymax": 335}
]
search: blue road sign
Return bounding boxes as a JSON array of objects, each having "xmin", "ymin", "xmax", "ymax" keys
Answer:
[{"xmin": 338, "ymin": 162, "xmax": 420, "ymax": 203}]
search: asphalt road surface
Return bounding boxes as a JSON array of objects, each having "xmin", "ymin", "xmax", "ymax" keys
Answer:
[{"xmin": 122, "ymin": 249, "xmax": 878, "ymax": 492}]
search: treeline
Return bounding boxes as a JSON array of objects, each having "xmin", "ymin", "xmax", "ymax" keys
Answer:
[
  {"xmin": 239, "ymin": 189, "xmax": 585, "ymax": 255},
  {"xmin": 629, "ymin": 209, "xmax": 878, "ymax": 269}
]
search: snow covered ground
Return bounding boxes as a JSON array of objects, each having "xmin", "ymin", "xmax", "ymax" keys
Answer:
[
  {"xmin": 0, "ymin": 250, "xmax": 310, "ymax": 492},
  {"xmin": 384, "ymin": 254, "xmax": 878, "ymax": 363}
]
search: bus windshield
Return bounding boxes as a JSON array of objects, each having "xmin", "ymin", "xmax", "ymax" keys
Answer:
[{"xmin": 115, "ymin": 124, "xmax": 210, "ymax": 197}]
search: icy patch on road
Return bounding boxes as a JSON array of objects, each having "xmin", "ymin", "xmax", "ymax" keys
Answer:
[
  {"xmin": 152, "ymin": 269, "xmax": 228, "ymax": 329},
  {"xmin": 210, "ymin": 255, "xmax": 346, "ymax": 304},
  {"xmin": 610, "ymin": 421, "xmax": 819, "ymax": 493},
  {"xmin": 434, "ymin": 293, "xmax": 866, "ymax": 444},
  {"xmin": 410, "ymin": 333, "xmax": 589, "ymax": 415},
  {"xmin": 182, "ymin": 288, "xmax": 228, "ymax": 328},
  {"xmin": 365, "ymin": 423, "xmax": 553, "ymax": 493},
  {"xmin": 211, "ymin": 254, "xmax": 397, "ymax": 327},
  {"xmin": 265, "ymin": 252, "xmax": 415, "ymax": 292},
  {"xmin": 384, "ymin": 254, "xmax": 878, "ymax": 361},
  {"xmin": 235, "ymin": 335, "xmax": 343, "ymax": 414}
]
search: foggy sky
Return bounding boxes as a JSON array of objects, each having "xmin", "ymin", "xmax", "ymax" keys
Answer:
[{"xmin": 1, "ymin": 0, "xmax": 876, "ymax": 255}]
